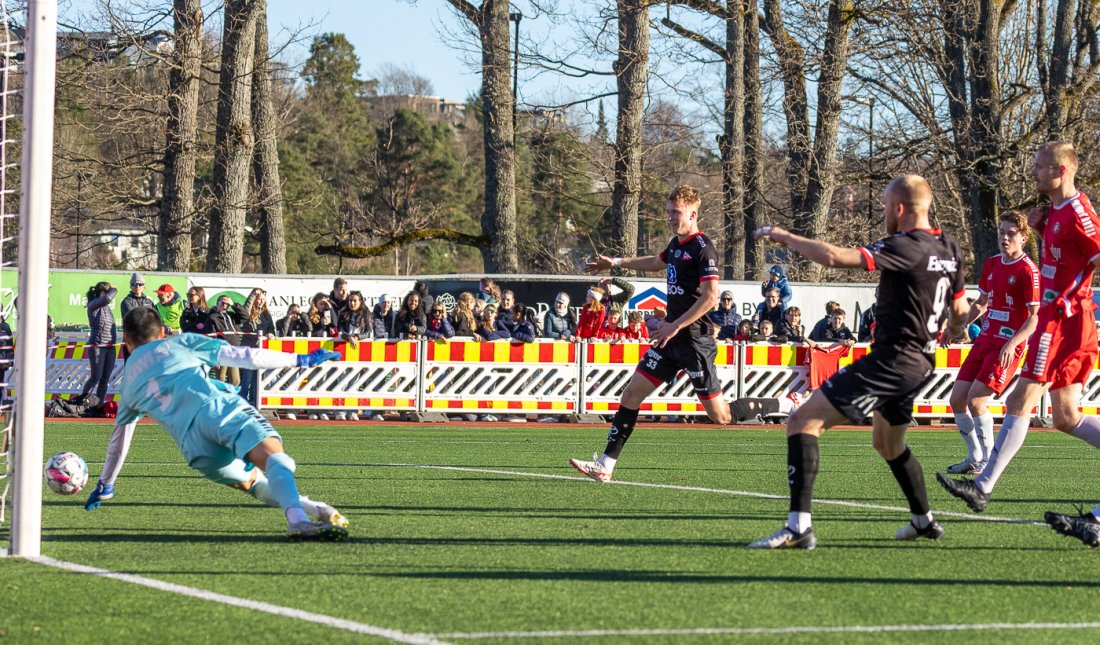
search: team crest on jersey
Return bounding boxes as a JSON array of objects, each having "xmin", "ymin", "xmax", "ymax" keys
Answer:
[
  {"xmin": 674, "ymin": 250, "xmax": 682, "ymax": 259},
  {"xmin": 1008, "ymin": 275, "xmax": 1016, "ymax": 285},
  {"xmin": 681, "ymin": 252, "xmax": 692, "ymax": 261},
  {"xmin": 1053, "ymin": 222, "xmax": 1061, "ymax": 234}
]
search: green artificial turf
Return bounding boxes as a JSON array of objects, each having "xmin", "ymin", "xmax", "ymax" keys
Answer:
[{"xmin": 2, "ymin": 422, "xmax": 1099, "ymax": 643}]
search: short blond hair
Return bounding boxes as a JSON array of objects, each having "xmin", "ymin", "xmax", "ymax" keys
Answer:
[
  {"xmin": 1042, "ymin": 141, "xmax": 1078, "ymax": 170},
  {"xmin": 667, "ymin": 185, "xmax": 701, "ymax": 208}
]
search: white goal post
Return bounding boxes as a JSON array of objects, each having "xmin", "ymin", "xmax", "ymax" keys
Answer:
[{"xmin": 6, "ymin": 0, "xmax": 57, "ymax": 558}]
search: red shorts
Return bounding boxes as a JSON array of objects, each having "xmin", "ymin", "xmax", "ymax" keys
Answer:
[
  {"xmin": 956, "ymin": 335, "xmax": 1024, "ymax": 394},
  {"xmin": 1020, "ymin": 308, "xmax": 1098, "ymax": 389}
]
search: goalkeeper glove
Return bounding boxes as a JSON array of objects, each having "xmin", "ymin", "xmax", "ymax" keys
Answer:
[
  {"xmin": 297, "ymin": 348, "xmax": 341, "ymax": 367},
  {"xmin": 84, "ymin": 481, "xmax": 115, "ymax": 511}
]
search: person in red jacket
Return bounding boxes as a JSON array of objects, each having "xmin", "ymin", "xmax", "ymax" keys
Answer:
[
  {"xmin": 597, "ymin": 309, "xmax": 624, "ymax": 341},
  {"xmin": 576, "ymin": 286, "xmax": 607, "ymax": 339},
  {"xmin": 621, "ymin": 311, "xmax": 649, "ymax": 341}
]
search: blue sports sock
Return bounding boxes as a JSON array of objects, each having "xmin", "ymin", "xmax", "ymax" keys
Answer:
[{"xmin": 264, "ymin": 453, "xmax": 304, "ymax": 513}]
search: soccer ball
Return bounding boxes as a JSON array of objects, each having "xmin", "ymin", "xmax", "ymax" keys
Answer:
[{"xmin": 44, "ymin": 451, "xmax": 89, "ymax": 495}]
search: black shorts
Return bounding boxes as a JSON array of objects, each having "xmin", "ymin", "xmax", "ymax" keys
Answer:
[
  {"xmin": 820, "ymin": 349, "xmax": 932, "ymax": 425},
  {"xmin": 636, "ymin": 333, "xmax": 723, "ymax": 399}
]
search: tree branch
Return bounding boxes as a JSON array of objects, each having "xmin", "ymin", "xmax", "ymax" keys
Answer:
[
  {"xmin": 660, "ymin": 18, "xmax": 726, "ymax": 59},
  {"xmin": 445, "ymin": 0, "xmax": 481, "ymax": 26},
  {"xmin": 315, "ymin": 228, "xmax": 491, "ymax": 259}
]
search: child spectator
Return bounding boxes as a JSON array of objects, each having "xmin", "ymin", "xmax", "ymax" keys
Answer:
[
  {"xmin": 396, "ymin": 292, "xmax": 426, "ymax": 339},
  {"xmin": 510, "ymin": 304, "xmax": 537, "ymax": 343},
  {"xmin": 276, "ymin": 303, "xmax": 313, "ymax": 337},
  {"xmin": 154, "ymin": 284, "xmax": 184, "ymax": 334},
  {"xmin": 307, "ymin": 292, "xmax": 337, "ymax": 338},
  {"xmin": 752, "ymin": 319, "xmax": 779, "ymax": 343},
  {"xmin": 576, "ymin": 286, "xmax": 607, "ymax": 340},
  {"xmin": 811, "ymin": 308, "xmax": 856, "ymax": 346},
  {"xmin": 724, "ymin": 319, "xmax": 754, "ymax": 342},
  {"xmin": 776, "ymin": 306, "xmax": 807, "ymax": 343},
  {"xmin": 542, "ymin": 292, "xmax": 577, "ymax": 341},
  {"xmin": 451, "ymin": 292, "xmax": 480, "ymax": 339},
  {"xmin": 424, "ymin": 302, "xmax": 456, "ymax": 340},
  {"xmin": 809, "ymin": 301, "xmax": 841, "ymax": 341},
  {"xmin": 762, "ymin": 264, "xmax": 793, "ymax": 307},
  {"xmin": 597, "ymin": 308, "xmax": 624, "ymax": 341},
  {"xmin": 180, "ymin": 287, "xmax": 210, "ymax": 335},
  {"xmin": 621, "ymin": 311, "xmax": 649, "ymax": 341},
  {"xmin": 373, "ymin": 294, "xmax": 398, "ymax": 339},
  {"xmin": 476, "ymin": 306, "xmax": 511, "ymax": 341},
  {"xmin": 338, "ymin": 291, "xmax": 373, "ymax": 346},
  {"xmin": 644, "ymin": 305, "xmax": 667, "ymax": 335}
]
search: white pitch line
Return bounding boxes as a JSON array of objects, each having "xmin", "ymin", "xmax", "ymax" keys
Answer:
[
  {"xmin": 29, "ymin": 556, "xmax": 449, "ymax": 645},
  {"xmin": 426, "ymin": 622, "xmax": 1100, "ymax": 640},
  {"xmin": 379, "ymin": 463, "xmax": 1045, "ymax": 525}
]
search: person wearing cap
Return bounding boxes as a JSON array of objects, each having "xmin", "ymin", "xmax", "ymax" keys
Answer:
[
  {"xmin": 154, "ymin": 284, "xmax": 185, "ymax": 334},
  {"xmin": 542, "ymin": 292, "xmax": 577, "ymax": 341},
  {"xmin": 761, "ymin": 264, "xmax": 793, "ymax": 308},
  {"xmin": 708, "ymin": 289, "xmax": 742, "ymax": 336},
  {"xmin": 120, "ymin": 272, "xmax": 155, "ymax": 319},
  {"xmin": 372, "ymin": 294, "xmax": 398, "ymax": 339}
]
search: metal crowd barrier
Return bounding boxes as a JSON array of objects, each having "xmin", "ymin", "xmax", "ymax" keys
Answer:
[{"xmin": 30, "ymin": 338, "xmax": 1063, "ymax": 421}]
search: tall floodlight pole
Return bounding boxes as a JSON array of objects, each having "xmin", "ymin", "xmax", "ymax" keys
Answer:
[
  {"xmin": 10, "ymin": 0, "xmax": 59, "ymax": 558},
  {"xmin": 510, "ymin": 10, "xmax": 521, "ymax": 144}
]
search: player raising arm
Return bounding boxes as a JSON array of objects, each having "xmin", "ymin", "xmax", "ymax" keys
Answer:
[
  {"xmin": 749, "ymin": 175, "xmax": 968, "ymax": 549},
  {"xmin": 569, "ymin": 185, "xmax": 731, "ymax": 483},
  {"xmin": 84, "ymin": 307, "xmax": 349, "ymax": 542}
]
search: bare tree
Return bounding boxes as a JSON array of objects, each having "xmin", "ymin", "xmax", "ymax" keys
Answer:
[
  {"xmin": 445, "ymin": 0, "xmax": 519, "ymax": 272},
  {"xmin": 610, "ymin": 0, "xmax": 649, "ymax": 264},
  {"xmin": 208, "ymin": 0, "xmax": 259, "ymax": 273},
  {"xmin": 158, "ymin": 0, "xmax": 203, "ymax": 271},
  {"xmin": 251, "ymin": 0, "xmax": 286, "ymax": 274},
  {"xmin": 661, "ymin": 0, "xmax": 746, "ymax": 279}
]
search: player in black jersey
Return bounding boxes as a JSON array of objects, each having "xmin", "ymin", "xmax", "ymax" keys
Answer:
[
  {"xmin": 748, "ymin": 175, "xmax": 968, "ymax": 549},
  {"xmin": 569, "ymin": 185, "xmax": 732, "ymax": 482}
]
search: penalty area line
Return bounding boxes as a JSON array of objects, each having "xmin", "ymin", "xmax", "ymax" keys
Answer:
[
  {"xmin": 378, "ymin": 463, "xmax": 1044, "ymax": 526},
  {"xmin": 28, "ymin": 556, "xmax": 449, "ymax": 645},
  {"xmin": 425, "ymin": 621, "xmax": 1100, "ymax": 639}
]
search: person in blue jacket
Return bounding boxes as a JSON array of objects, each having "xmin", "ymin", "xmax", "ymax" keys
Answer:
[{"xmin": 762, "ymin": 264, "xmax": 793, "ymax": 308}]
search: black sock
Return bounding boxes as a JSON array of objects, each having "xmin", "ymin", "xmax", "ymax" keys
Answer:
[
  {"xmin": 788, "ymin": 434, "xmax": 819, "ymax": 513},
  {"xmin": 603, "ymin": 406, "xmax": 640, "ymax": 459},
  {"xmin": 887, "ymin": 447, "xmax": 930, "ymax": 515}
]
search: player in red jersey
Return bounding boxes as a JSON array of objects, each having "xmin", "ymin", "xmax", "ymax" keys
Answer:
[
  {"xmin": 946, "ymin": 211, "xmax": 1039, "ymax": 475},
  {"xmin": 938, "ymin": 142, "xmax": 1100, "ymax": 547}
]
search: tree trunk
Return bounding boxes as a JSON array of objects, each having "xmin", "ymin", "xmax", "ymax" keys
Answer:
[
  {"xmin": 968, "ymin": 0, "xmax": 1003, "ymax": 267},
  {"xmin": 742, "ymin": 0, "xmax": 763, "ymax": 280},
  {"xmin": 158, "ymin": 0, "xmax": 203, "ymax": 271},
  {"xmin": 208, "ymin": 0, "xmax": 259, "ymax": 273},
  {"xmin": 719, "ymin": 0, "xmax": 745, "ymax": 280},
  {"xmin": 477, "ymin": 0, "xmax": 519, "ymax": 272},
  {"xmin": 1047, "ymin": 0, "xmax": 1077, "ymax": 138},
  {"xmin": 802, "ymin": 0, "xmax": 853, "ymax": 240},
  {"xmin": 251, "ymin": 0, "xmax": 286, "ymax": 274},
  {"xmin": 611, "ymin": 0, "xmax": 649, "ymax": 263},
  {"xmin": 761, "ymin": 0, "xmax": 810, "ymax": 223}
]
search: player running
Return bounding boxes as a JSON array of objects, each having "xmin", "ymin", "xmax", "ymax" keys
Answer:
[
  {"xmin": 945, "ymin": 212, "xmax": 1039, "ymax": 475},
  {"xmin": 84, "ymin": 307, "xmax": 350, "ymax": 541},
  {"xmin": 937, "ymin": 142, "xmax": 1100, "ymax": 548},
  {"xmin": 749, "ymin": 175, "xmax": 967, "ymax": 549},
  {"xmin": 569, "ymin": 185, "xmax": 731, "ymax": 482}
]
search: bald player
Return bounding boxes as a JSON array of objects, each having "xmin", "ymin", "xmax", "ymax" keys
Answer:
[
  {"xmin": 937, "ymin": 142, "xmax": 1100, "ymax": 548},
  {"xmin": 749, "ymin": 175, "xmax": 967, "ymax": 549}
]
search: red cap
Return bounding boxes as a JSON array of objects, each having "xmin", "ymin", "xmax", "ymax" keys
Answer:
[{"xmin": 155, "ymin": 284, "xmax": 175, "ymax": 295}]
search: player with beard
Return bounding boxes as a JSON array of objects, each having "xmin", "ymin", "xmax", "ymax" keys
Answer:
[{"xmin": 569, "ymin": 185, "xmax": 731, "ymax": 482}]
